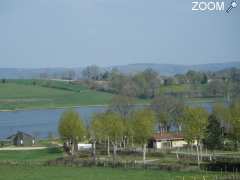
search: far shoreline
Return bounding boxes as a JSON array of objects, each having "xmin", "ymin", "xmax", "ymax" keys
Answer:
[
  {"xmin": 0, "ymin": 103, "xmax": 151, "ymax": 112},
  {"xmin": 0, "ymin": 97, "xmax": 223, "ymax": 112}
]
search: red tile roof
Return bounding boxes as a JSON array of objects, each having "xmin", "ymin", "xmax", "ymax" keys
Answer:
[{"xmin": 152, "ymin": 132, "xmax": 184, "ymax": 141}]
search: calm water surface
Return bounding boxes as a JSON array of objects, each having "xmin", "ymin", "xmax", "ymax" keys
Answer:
[
  {"xmin": 0, "ymin": 103, "xmax": 213, "ymax": 138},
  {"xmin": 0, "ymin": 106, "xmax": 106, "ymax": 138}
]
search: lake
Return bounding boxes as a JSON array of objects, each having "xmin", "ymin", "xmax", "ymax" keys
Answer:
[
  {"xmin": 0, "ymin": 102, "xmax": 213, "ymax": 139},
  {"xmin": 0, "ymin": 106, "xmax": 106, "ymax": 139}
]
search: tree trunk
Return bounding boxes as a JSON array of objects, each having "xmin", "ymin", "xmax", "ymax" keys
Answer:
[
  {"xmin": 178, "ymin": 124, "xmax": 182, "ymax": 132},
  {"xmin": 131, "ymin": 136, "xmax": 134, "ymax": 148},
  {"xmin": 176, "ymin": 148, "xmax": 179, "ymax": 160},
  {"xmin": 71, "ymin": 140, "xmax": 75, "ymax": 155},
  {"xmin": 200, "ymin": 143, "xmax": 203, "ymax": 161},
  {"xmin": 143, "ymin": 144, "xmax": 147, "ymax": 164},
  {"xmin": 126, "ymin": 136, "xmax": 129, "ymax": 148},
  {"xmin": 107, "ymin": 136, "xmax": 110, "ymax": 156},
  {"xmin": 196, "ymin": 144, "xmax": 200, "ymax": 167},
  {"xmin": 123, "ymin": 136, "xmax": 126, "ymax": 149},
  {"xmin": 113, "ymin": 143, "xmax": 117, "ymax": 166},
  {"xmin": 92, "ymin": 140, "xmax": 96, "ymax": 163}
]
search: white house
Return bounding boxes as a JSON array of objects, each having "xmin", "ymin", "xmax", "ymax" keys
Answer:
[{"xmin": 149, "ymin": 132, "xmax": 191, "ymax": 149}]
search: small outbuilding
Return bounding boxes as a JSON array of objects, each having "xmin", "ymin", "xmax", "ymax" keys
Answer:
[
  {"xmin": 148, "ymin": 132, "xmax": 188, "ymax": 149},
  {"xmin": 7, "ymin": 131, "xmax": 35, "ymax": 146},
  {"xmin": 77, "ymin": 143, "xmax": 92, "ymax": 150}
]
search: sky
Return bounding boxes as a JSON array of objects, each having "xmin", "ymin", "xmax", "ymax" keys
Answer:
[{"xmin": 0, "ymin": 0, "xmax": 239, "ymax": 68}]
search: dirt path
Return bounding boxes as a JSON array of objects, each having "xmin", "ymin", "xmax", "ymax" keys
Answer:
[{"xmin": 0, "ymin": 146, "xmax": 47, "ymax": 151}]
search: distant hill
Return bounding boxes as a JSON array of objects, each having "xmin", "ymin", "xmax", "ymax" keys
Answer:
[
  {"xmin": 0, "ymin": 68, "xmax": 82, "ymax": 79},
  {"xmin": 111, "ymin": 61, "xmax": 240, "ymax": 76},
  {"xmin": 0, "ymin": 61, "xmax": 240, "ymax": 78}
]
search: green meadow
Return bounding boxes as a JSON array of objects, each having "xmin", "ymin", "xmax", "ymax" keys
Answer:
[
  {"xmin": 0, "ymin": 147, "xmax": 232, "ymax": 180},
  {"xmin": 0, "ymin": 79, "xmax": 222, "ymax": 110},
  {"xmin": 0, "ymin": 148, "xmax": 63, "ymax": 162},
  {"xmin": 0, "ymin": 81, "xmax": 113, "ymax": 110},
  {"xmin": 0, "ymin": 165, "xmax": 218, "ymax": 180}
]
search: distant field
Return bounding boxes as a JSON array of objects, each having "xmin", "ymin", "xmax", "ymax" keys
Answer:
[
  {"xmin": 0, "ymin": 165, "xmax": 218, "ymax": 180},
  {"xmin": 0, "ymin": 80, "xmax": 223, "ymax": 110},
  {"xmin": 0, "ymin": 80, "xmax": 114, "ymax": 110}
]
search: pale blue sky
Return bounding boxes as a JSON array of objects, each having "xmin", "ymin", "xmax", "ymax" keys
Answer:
[{"xmin": 0, "ymin": 0, "xmax": 239, "ymax": 68}]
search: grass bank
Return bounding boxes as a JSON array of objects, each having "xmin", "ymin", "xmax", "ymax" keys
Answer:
[
  {"xmin": 0, "ymin": 165, "xmax": 219, "ymax": 180},
  {"xmin": 0, "ymin": 82, "xmax": 114, "ymax": 110}
]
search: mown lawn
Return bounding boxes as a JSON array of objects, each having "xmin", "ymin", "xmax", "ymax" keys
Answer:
[
  {"xmin": 0, "ymin": 165, "xmax": 219, "ymax": 180},
  {"xmin": 0, "ymin": 148, "xmax": 63, "ymax": 162},
  {"xmin": 0, "ymin": 148, "xmax": 226, "ymax": 180}
]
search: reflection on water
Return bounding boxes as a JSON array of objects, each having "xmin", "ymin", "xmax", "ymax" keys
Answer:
[{"xmin": 0, "ymin": 102, "xmax": 212, "ymax": 139}]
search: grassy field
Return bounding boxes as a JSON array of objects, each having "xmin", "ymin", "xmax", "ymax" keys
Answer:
[
  {"xmin": 0, "ymin": 81, "xmax": 114, "ymax": 110},
  {"xmin": 0, "ymin": 148, "xmax": 227, "ymax": 180},
  {"xmin": 0, "ymin": 148, "xmax": 63, "ymax": 162},
  {"xmin": 0, "ymin": 80, "xmax": 223, "ymax": 110},
  {"xmin": 0, "ymin": 165, "xmax": 219, "ymax": 180}
]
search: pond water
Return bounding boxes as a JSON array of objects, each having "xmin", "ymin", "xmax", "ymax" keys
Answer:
[
  {"xmin": 0, "ymin": 106, "xmax": 106, "ymax": 139},
  {"xmin": 0, "ymin": 102, "xmax": 213, "ymax": 139}
]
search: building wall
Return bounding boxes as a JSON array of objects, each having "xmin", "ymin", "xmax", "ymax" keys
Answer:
[
  {"xmin": 77, "ymin": 143, "xmax": 92, "ymax": 150},
  {"xmin": 154, "ymin": 141, "xmax": 162, "ymax": 149},
  {"xmin": 154, "ymin": 140, "xmax": 188, "ymax": 149},
  {"xmin": 154, "ymin": 141, "xmax": 171, "ymax": 149},
  {"xmin": 172, "ymin": 140, "xmax": 188, "ymax": 148},
  {"xmin": 14, "ymin": 136, "xmax": 34, "ymax": 146}
]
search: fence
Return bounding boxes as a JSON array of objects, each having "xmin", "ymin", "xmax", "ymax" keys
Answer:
[{"xmin": 46, "ymin": 157, "xmax": 188, "ymax": 171}]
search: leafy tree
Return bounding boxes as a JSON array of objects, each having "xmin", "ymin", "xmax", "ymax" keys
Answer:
[
  {"xmin": 181, "ymin": 107, "xmax": 208, "ymax": 166},
  {"xmin": 151, "ymin": 95, "xmax": 185, "ymax": 132},
  {"xmin": 131, "ymin": 109, "xmax": 155, "ymax": 164},
  {"xmin": 91, "ymin": 112, "xmax": 124, "ymax": 163},
  {"xmin": 212, "ymin": 103, "xmax": 231, "ymax": 135},
  {"xmin": 175, "ymin": 74, "xmax": 188, "ymax": 84},
  {"xmin": 142, "ymin": 68, "xmax": 160, "ymax": 98},
  {"xmin": 58, "ymin": 109, "xmax": 86, "ymax": 155},
  {"xmin": 182, "ymin": 107, "xmax": 208, "ymax": 144},
  {"xmin": 102, "ymin": 71, "xmax": 110, "ymax": 80},
  {"xmin": 120, "ymin": 79, "xmax": 138, "ymax": 97},
  {"xmin": 204, "ymin": 114, "xmax": 223, "ymax": 150},
  {"xmin": 1, "ymin": 79, "xmax": 6, "ymax": 84},
  {"xmin": 186, "ymin": 70, "xmax": 207, "ymax": 84},
  {"xmin": 82, "ymin": 65, "xmax": 102, "ymax": 80},
  {"xmin": 109, "ymin": 95, "xmax": 134, "ymax": 119},
  {"xmin": 62, "ymin": 70, "xmax": 76, "ymax": 80},
  {"xmin": 230, "ymin": 68, "xmax": 240, "ymax": 82},
  {"xmin": 164, "ymin": 77, "xmax": 177, "ymax": 86},
  {"xmin": 132, "ymin": 72, "xmax": 148, "ymax": 97},
  {"xmin": 201, "ymin": 73, "xmax": 208, "ymax": 84},
  {"xmin": 229, "ymin": 102, "xmax": 240, "ymax": 149},
  {"xmin": 133, "ymin": 68, "xmax": 160, "ymax": 98},
  {"xmin": 109, "ymin": 73, "xmax": 129, "ymax": 94},
  {"xmin": 90, "ymin": 113, "xmax": 106, "ymax": 161},
  {"xmin": 230, "ymin": 82, "xmax": 240, "ymax": 102},
  {"xmin": 207, "ymin": 79, "xmax": 225, "ymax": 97},
  {"xmin": 109, "ymin": 95, "xmax": 135, "ymax": 148}
]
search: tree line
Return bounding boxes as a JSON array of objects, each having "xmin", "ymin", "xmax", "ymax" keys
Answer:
[
  {"xmin": 58, "ymin": 95, "xmax": 240, "ymax": 164},
  {"xmin": 80, "ymin": 65, "xmax": 240, "ymax": 101}
]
